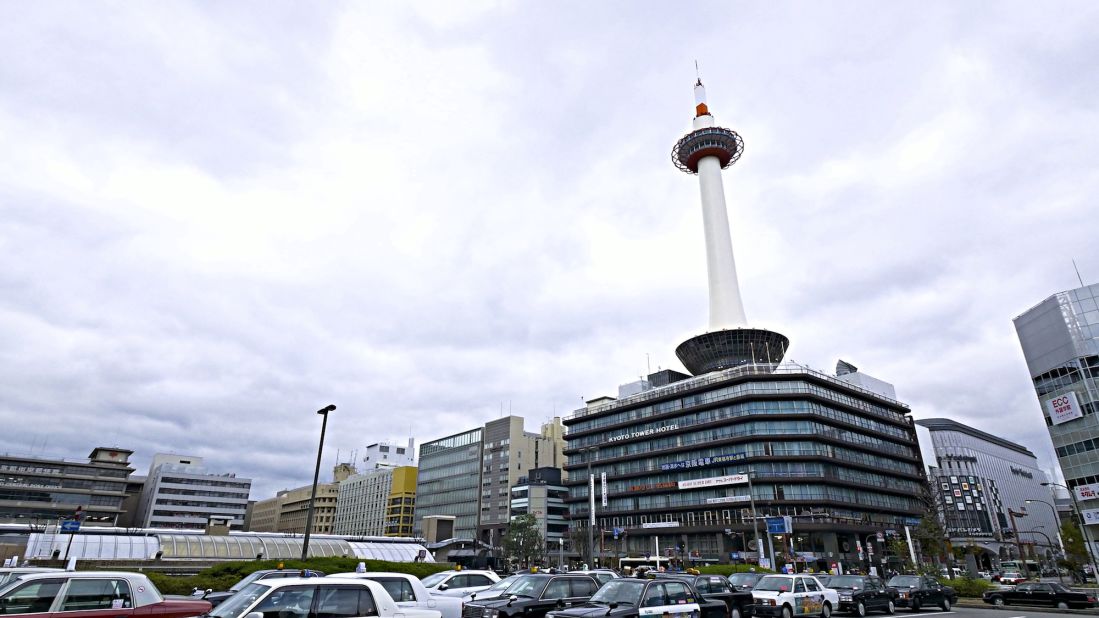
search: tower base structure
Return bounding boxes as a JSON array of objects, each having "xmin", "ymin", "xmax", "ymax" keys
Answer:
[{"xmin": 675, "ymin": 328, "xmax": 789, "ymax": 376}]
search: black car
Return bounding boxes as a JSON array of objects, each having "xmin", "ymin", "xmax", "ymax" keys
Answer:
[
  {"xmin": 728, "ymin": 573, "xmax": 767, "ymax": 592},
  {"xmin": 983, "ymin": 582, "xmax": 1097, "ymax": 609},
  {"xmin": 546, "ymin": 577, "xmax": 726, "ymax": 618},
  {"xmin": 464, "ymin": 574, "xmax": 601, "ymax": 618},
  {"xmin": 195, "ymin": 569, "xmax": 325, "ymax": 607},
  {"xmin": 884, "ymin": 576, "xmax": 954, "ymax": 612},
  {"xmin": 656, "ymin": 574, "xmax": 755, "ymax": 618},
  {"xmin": 824, "ymin": 575, "xmax": 897, "ymax": 616}
]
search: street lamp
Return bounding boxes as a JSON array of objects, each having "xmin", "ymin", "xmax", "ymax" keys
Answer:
[
  {"xmin": 1026, "ymin": 499, "xmax": 1067, "ymax": 556},
  {"xmin": 739, "ymin": 468, "xmax": 763, "ymax": 567},
  {"xmin": 301, "ymin": 404, "xmax": 336, "ymax": 561},
  {"xmin": 1023, "ymin": 526, "xmax": 1062, "ymax": 584},
  {"xmin": 1042, "ymin": 481, "xmax": 1099, "ymax": 581}
]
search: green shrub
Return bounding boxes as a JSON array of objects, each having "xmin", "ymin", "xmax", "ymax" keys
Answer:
[
  {"xmin": 139, "ymin": 558, "xmax": 450, "ymax": 595},
  {"xmin": 938, "ymin": 576, "xmax": 993, "ymax": 598},
  {"xmin": 698, "ymin": 564, "xmax": 774, "ymax": 576}
]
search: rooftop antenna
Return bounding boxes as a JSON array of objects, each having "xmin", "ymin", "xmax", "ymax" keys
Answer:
[
  {"xmin": 646, "ymin": 353, "xmax": 652, "ymax": 376},
  {"xmin": 1073, "ymin": 259, "xmax": 1086, "ymax": 287},
  {"xmin": 695, "ymin": 60, "xmax": 701, "ymax": 83}
]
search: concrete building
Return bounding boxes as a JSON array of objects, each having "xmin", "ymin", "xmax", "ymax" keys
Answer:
[
  {"xmin": 249, "ymin": 463, "xmax": 356, "ymax": 534},
  {"xmin": 914, "ymin": 418, "xmax": 1058, "ymax": 568},
  {"xmin": 510, "ymin": 467, "xmax": 569, "ymax": 555},
  {"xmin": 334, "ymin": 465, "xmax": 417, "ymax": 537},
  {"xmin": 136, "ymin": 454, "xmax": 251, "ymax": 530},
  {"xmin": 0, "ymin": 447, "xmax": 133, "ymax": 526},
  {"xmin": 362, "ymin": 439, "xmax": 416, "ymax": 470},
  {"xmin": 413, "ymin": 416, "xmax": 566, "ymax": 550}
]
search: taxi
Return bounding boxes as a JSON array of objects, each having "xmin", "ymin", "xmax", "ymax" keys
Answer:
[{"xmin": 750, "ymin": 575, "xmax": 837, "ymax": 618}]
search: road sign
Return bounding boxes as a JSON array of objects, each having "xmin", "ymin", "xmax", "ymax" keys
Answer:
[
  {"xmin": 765, "ymin": 516, "xmax": 792, "ymax": 534},
  {"xmin": 60, "ymin": 521, "xmax": 81, "ymax": 533},
  {"xmin": 876, "ymin": 532, "xmax": 884, "ymax": 542}
]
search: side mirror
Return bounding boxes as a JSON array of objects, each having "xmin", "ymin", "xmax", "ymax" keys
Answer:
[
  {"xmin": 469, "ymin": 593, "xmax": 477, "ymax": 601},
  {"xmin": 507, "ymin": 595, "xmax": 518, "ymax": 606},
  {"xmin": 556, "ymin": 599, "xmax": 566, "ymax": 608},
  {"xmin": 438, "ymin": 584, "xmax": 449, "ymax": 591}
]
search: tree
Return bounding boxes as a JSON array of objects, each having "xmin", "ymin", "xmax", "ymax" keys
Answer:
[
  {"xmin": 911, "ymin": 480, "xmax": 948, "ymax": 568},
  {"xmin": 503, "ymin": 515, "xmax": 544, "ymax": 568},
  {"xmin": 1061, "ymin": 520, "xmax": 1087, "ymax": 572}
]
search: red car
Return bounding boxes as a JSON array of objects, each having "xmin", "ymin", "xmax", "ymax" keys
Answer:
[{"xmin": 0, "ymin": 571, "xmax": 210, "ymax": 618}]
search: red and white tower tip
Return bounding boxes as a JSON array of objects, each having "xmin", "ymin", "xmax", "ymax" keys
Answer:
[{"xmin": 672, "ymin": 79, "xmax": 788, "ymax": 376}]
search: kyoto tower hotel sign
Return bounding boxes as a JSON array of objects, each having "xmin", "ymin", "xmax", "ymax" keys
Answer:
[{"xmin": 672, "ymin": 80, "xmax": 788, "ymax": 375}]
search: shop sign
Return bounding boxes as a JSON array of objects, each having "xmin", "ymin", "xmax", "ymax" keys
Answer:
[
  {"xmin": 1048, "ymin": 392, "xmax": 1083, "ymax": 425},
  {"xmin": 608, "ymin": 424, "xmax": 679, "ymax": 442},
  {"xmin": 1075, "ymin": 483, "xmax": 1099, "ymax": 501},
  {"xmin": 660, "ymin": 452, "xmax": 746, "ymax": 471},
  {"xmin": 678, "ymin": 474, "xmax": 749, "ymax": 490}
]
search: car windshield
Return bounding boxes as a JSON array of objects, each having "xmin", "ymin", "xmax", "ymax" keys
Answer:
[
  {"xmin": 728, "ymin": 573, "xmax": 763, "ymax": 587},
  {"xmin": 231, "ymin": 571, "xmax": 271, "ymax": 592},
  {"xmin": 590, "ymin": 580, "xmax": 645, "ymax": 605},
  {"xmin": 421, "ymin": 573, "xmax": 450, "ymax": 588},
  {"xmin": 888, "ymin": 576, "xmax": 920, "ymax": 588},
  {"xmin": 485, "ymin": 576, "xmax": 520, "ymax": 593},
  {"xmin": 209, "ymin": 583, "xmax": 272, "ymax": 618},
  {"xmin": 827, "ymin": 576, "xmax": 865, "ymax": 589},
  {"xmin": 754, "ymin": 576, "xmax": 794, "ymax": 592},
  {"xmin": 502, "ymin": 576, "xmax": 547, "ymax": 598}
]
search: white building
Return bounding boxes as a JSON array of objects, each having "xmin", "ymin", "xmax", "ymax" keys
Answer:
[
  {"xmin": 362, "ymin": 438, "xmax": 415, "ymax": 469},
  {"xmin": 136, "ymin": 454, "xmax": 252, "ymax": 530}
]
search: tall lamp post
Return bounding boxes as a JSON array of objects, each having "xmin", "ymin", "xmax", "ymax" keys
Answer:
[
  {"xmin": 1024, "ymin": 527, "xmax": 1062, "ymax": 584},
  {"xmin": 301, "ymin": 404, "xmax": 336, "ymax": 561},
  {"xmin": 1042, "ymin": 481, "xmax": 1099, "ymax": 581},
  {"xmin": 579, "ymin": 446, "xmax": 597, "ymax": 569}
]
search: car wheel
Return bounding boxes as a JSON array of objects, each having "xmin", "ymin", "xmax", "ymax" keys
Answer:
[
  {"xmin": 821, "ymin": 602, "xmax": 832, "ymax": 618},
  {"xmin": 992, "ymin": 597, "xmax": 1004, "ymax": 607},
  {"xmin": 782, "ymin": 606, "xmax": 793, "ymax": 618},
  {"xmin": 730, "ymin": 607, "xmax": 742, "ymax": 618},
  {"xmin": 1057, "ymin": 601, "xmax": 1069, "ymax": 610},
  {"xmin": 857, "ymin": 601, "xmax": 867, "ymax": 617},
  {"xmin": 910, "ymin": 599, "xmax": 920, "ymax": 612},
  {"xmin": 886, "ymin": 600, "xmax": 895, "ymax": 615},
  {"xmin": 940, "ymin": 599, "xmax": 950, "ymax": 611}
]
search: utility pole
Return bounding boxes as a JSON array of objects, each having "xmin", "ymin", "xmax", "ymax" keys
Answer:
[{"xmin": 1008, "ymin": 509, "xmax": 1026, "ymax": 564}]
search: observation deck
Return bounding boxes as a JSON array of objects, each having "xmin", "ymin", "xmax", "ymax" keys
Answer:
[{"xmin": 672, "ymin": 126, "xmax": 744, "ymax": 174}]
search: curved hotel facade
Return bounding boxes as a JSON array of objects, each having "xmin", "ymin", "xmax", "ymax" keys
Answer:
[{"xmin": 564, "ymin": 363, "xmax": 924, "ymax": 568}]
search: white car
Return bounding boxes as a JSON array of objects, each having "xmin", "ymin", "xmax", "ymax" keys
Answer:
[
  {"xmin": 463, "ymin": 575, "xmax": 522, "ymax": 603},
  {"xmin": 207, "ymin": 577, "xmax": 441, "ymax": 618},
  {"xmin": 421, "ymin": 570, "xmax": 500, "ymax": 598},
  {"xmin": 751, "ymin": 574, "xmax": 838, "ymax": 618},
  {"xmin": 0, "ymin": 568, "xmax": 64, "ymax": 587},
  {"xmin": 329, "ymin": 573, "xmax": 461, "ymax": 618}
]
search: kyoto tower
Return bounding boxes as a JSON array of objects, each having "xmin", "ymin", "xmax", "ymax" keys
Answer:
[{"xmin": 671, "ymin": 79, "xmax": 788, "ymax": 375}]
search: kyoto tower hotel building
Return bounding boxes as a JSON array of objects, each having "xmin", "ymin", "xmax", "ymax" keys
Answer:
[{"xmin": 563, "ymin": 81, "xmax": 925, "ymax": 571}]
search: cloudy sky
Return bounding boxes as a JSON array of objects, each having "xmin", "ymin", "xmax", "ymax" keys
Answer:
[{"xmin": 2, "ymin": 2, "xmax": 1096, "ymax": 500}]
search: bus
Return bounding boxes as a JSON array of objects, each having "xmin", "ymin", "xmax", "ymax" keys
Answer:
[{"xmin": 999, "ymin": 560, "xmax": 1040, "ymax": 577}]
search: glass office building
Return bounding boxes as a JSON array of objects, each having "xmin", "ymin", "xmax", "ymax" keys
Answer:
[
  {"xmin": 564, "ymin": 361, "xmax": 924, "ymax": 570},
  {"xmin": 1014, "ymin": 283, "xmax": 1099, "ymax": 546},
  {"xmin": 413, "ymin": 428, "xmax": 483, "ymax": 539}
]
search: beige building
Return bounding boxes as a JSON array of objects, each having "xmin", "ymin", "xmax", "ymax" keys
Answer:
[
  {"xmin": 247, "ymin": 463, "xmax": 355, "ymax": 534},
  {"xmin": 334, "ymin": 465, "xmax": 418, "ymax": 536}
]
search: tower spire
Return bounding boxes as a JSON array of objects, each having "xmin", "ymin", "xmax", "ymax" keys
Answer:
[{"xmin": 671, "ymin": 78, "xmax": 788, "ymax": 375}]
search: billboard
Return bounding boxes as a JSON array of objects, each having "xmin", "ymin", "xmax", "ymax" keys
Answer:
[
  {"xmin": 677, "ymin": 474, "xmax": 750, "ymax": 490},
  {"xmin": 1076, "ymin": 483, "xmax": 1099, "ymax": 502},
  {"xmin": 1047, "ymin": 392, "xmax": 1084, "ymax": 425}
]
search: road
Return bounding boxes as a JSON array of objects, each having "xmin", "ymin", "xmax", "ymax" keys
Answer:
[{"xmin": 867, "ymin": 607, "xmax": 1098, "ymax": 618}]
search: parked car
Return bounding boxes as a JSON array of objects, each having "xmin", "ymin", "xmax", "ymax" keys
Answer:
[
  {"xmin": 545, "ymin": 576, "xmax": 727, "ymax": 618},
  {"xmin": 0, "ymin": 568, "xmax": 63, "ymax": 587},
  {"xmin": 329, "ymin": 572, "xmax": 462, "ymax": 618},
  {"xmin": 207, "ymin": 577, "xmax": 440, "ymax": 618},
  {"xmin": 729, "ymin": 572, "xmax": 767, "ymax": 592},
  {"xmin": 422, "ymin": 570, "xmax": 501, "ymax": 598},
  {"xmin": 814, "ymin": 576, "xmax": 832, "ymax": 588},
  {"xmin": 195, "ymin": 569, "xmax": 325, "ymax": 607},
  {"xmin": 823, "ymin": 575, "xmax": 897, "ymax": 616},
  {"xmin": 982, "ymin": 582, "xmax": 1097, "ymax": 609},
  {"xmin": 884, "ymin": 575, "xmax": 954, "ymax": 612},
  {"xmin": 656, "ymin": 573, "xmax": 755, "ymax": 618},
  {"xmin": 463, "ymin": 575, "xmax": 522, "ymax": 603},
  {"xmin": 0, "ymin": 571, "xmax": 211, "ymax": 618},
  {"xmin": 750, "ymin": 574, "xmax": 838, "ymax": 618},
  {"xmin": 569, "ymin": 570, "xmax": 620, "ymax": 586},
  {"xmin": 463, "ymin": 573, "xmax": 600, "ymax": 618},
  {"xmin": 998, "ymin": 572, "xmax": 1027, "ymax": 586}
]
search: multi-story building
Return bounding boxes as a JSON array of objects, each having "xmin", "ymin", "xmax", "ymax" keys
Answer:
[
  {"xmin": 914, "ymin": 418, "xmax": 1058, "ymax": 568},
  {"xmin": 413, "ymin": 416, "xmax": 566, "ymax": 545},
  {"xmin": 565, "ymin": 362, "xmax": 925, "ymax": 570},
  {"xmin": 362, "ymin": 439, "xmax": 416, "ymax": 470},
  {"xmin": 249, "ymin": 463, "xmax": 355, "ymax": 534},
  {"xmin": 333, "ymin": 465, "xmax": 417, "ymax": 536},
  {"xmin": 0, "ymin": 447, "xmax": 133, "ymax": 526},
  {"xmin": 510, "ymin": 467, "xmax": 569, "ymax": 555},
  {"xmin": 136, "ymin": 454, "xmax": 251, "ymax": 530},
  {"xmin": 1015, "ymin": 282, "xmax": 1099, "ymax": 556}
]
